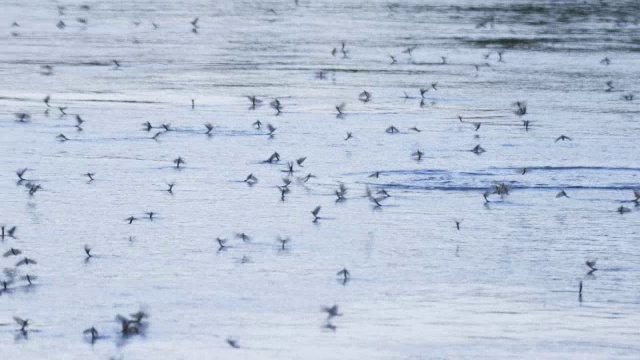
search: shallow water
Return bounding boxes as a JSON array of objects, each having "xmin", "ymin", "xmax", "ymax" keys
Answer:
[{"xmin": 1, "ymin": 0, "xmax": 639, "ymax": 359}]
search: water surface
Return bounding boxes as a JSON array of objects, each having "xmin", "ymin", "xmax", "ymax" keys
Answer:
[{"xmin": 1, "ymin": 0, "xmax": 639, "ymax": 359}]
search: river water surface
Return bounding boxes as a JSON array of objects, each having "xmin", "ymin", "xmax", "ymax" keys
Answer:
[{"xmin": 1, "ymin": 0, "xmax": 639, "ymax": 359}]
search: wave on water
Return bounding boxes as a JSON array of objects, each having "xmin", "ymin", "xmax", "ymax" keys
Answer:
[{"xmin": 351, "ymin": 166, "xmax": 640, "ymax": 192}]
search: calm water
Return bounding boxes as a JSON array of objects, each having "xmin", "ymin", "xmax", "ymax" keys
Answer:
[{"xmin": 1, "ymin": 0, "xmax": 639, "ymax": 359}]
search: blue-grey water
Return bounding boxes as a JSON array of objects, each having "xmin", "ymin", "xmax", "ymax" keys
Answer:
[{"xmin": 1, "ymin": 0, "xmax": 639, "ymax": 359}]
